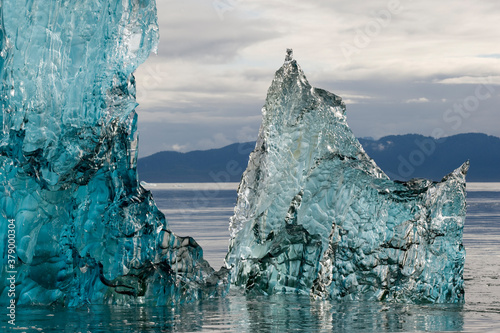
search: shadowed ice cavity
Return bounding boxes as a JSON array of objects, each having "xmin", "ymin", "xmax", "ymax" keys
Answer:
[
  {"xmin": 225, "ymin": 49, "xmax": 468, "ymax": 303},
  {"xmin": 0, "ymin": 1, "xmax": 228, "ymax": 306}
]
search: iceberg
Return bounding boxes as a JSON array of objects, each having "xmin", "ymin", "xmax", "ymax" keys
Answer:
[
  {"xmin": 225, "ymin": 49, "xmax": 467, "ymax": 303},
  {"xmin": 0, "ymin": 1, "xmax": 228, "ymax": 306}
]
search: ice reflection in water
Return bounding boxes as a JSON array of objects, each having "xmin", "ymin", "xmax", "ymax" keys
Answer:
[{"xmin": 10, "ymin": 292, "xmax": 466, "ymax": 332}]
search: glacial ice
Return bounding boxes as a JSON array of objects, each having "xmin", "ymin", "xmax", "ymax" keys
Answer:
[
  {"xmin": 0, "ymin": 1, "xmax": 228, "ymax": 306},
  {"xmin": 225, "ymin": 50, "xmax": 468, "ymax": 303}
]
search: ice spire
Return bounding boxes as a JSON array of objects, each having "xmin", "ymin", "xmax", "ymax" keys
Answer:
[
  {"xmin": 225, "ymin": 51, "xmax": 467, "ymax": 303},
  {"xmin": 285, "ymin": 48, "xmax": 294, "ymax": 63}
]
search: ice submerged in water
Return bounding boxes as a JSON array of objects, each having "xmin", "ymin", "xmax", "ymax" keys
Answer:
[
  {"xmin": 225, "ymin": 49, "xmax": 467, "ymax": 303},
  {"xmin": 0, "ymin": 1, "xmax": 228, "ymax": 306}
]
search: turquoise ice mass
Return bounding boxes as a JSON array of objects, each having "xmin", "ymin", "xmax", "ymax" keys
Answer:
[
  {"xmin": 225, "ymin": 50, "xmax": 468, "ymax": 303},
  {"xmin": 1, "ymin": 3, "xmax": 467, "ymax": 306},
  {"xmin": 0, "ymin": 1, "xmax": 228, "ymax": 306}
]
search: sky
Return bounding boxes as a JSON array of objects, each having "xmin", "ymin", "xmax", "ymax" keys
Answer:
[{"xmin": 134, "ymin": 0, "xmax": 500, "ymax": 157}]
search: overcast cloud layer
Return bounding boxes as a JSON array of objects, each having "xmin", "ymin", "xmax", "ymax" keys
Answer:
[{"xmin": 134, "ymin": 0, "xmax": 500, "ymax": 157}]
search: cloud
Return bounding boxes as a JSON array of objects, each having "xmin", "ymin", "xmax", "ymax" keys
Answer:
[
  {"xmin": 134, "ymin": 0, "xmax": 500, "ymax": 156},
  {"xmin": 171, "ymin": 143, "xmax": 189, "ymax": 152},
  {"xmin": 405, "ymin": 97, "xmax": 430, "ymax": 103},
  {"xmin": 196, "ymin": 133, "xmax": 232, "ymax": 150},
  {"xmin": 236, "ymin": 126, "xmax": 259, "ymax": 142},
  {"xmin": 477, "ymin": 54, "xmax": 500, "ymax": 59},
  {"xmin": 137, "ymin": 120, "xmax": 262, "ymax": 157},
  {"xmin": 434, "ymin": 76, "xmax": 500, "ymax": 85},
  {"xmin": 339, "ymin": 93, "xmax": 376, "ymax": 105},
  {"xmin": 154, "ymin": 0, "xmax": 281, "ymax": 63}
]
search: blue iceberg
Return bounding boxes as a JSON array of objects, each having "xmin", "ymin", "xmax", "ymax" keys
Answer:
[
  {"xmin": 0, "ymin": 1, "xmax": 228, "ymax": 306},
  {"xmin": 225, "ymin": 50, "xmax": 467, "ymax": 303}
]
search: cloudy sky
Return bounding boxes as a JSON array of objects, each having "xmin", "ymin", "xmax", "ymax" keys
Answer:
[{"xmin": 134, "ymin": 0, "xmax": 500, "ymax": 157}]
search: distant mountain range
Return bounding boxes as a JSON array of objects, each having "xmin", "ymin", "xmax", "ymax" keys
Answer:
[{"xmin": 137, "ymin": 133, "xmax": 500, "ymax": 183}]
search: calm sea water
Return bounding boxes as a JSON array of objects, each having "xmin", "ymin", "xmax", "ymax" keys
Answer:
[{"xmin": 4, "ymin": 182, "xmax": 500, "ymax": 332}]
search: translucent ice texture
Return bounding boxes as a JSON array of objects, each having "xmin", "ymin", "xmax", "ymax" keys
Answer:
[
  {"xmin": 0, "ymin": 1, "xmax": 227, "ymax": 306},
  {"xmin": 225, "ymin": 50, "xmax": 467, "ymax": 303}
]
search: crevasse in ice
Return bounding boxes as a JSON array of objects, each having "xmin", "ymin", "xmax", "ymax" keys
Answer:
[
  {"xmin": 0, "ymin": 1, "xmax": 228, "ymax": 306},
  {"xmin": 225, "ymin": 49, "xmax": 467, "ymax": 303}
]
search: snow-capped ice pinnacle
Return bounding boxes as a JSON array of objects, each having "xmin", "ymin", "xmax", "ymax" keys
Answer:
[
  {"xmin": 225, "ymin": 49, "xmax": 467, "ymax": 303},
  {"xmin": 0, "ymin": 1, "xmax": 228, "ymax": 306}
]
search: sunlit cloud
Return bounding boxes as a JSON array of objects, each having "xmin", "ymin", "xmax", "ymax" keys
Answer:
[
  {"xmin": 405, "ymin": 97, "xmax": 430, "ymax": 104},
  {"xmin": 434, "ymin": 76, "xmax": 500, "ymax": 85}
]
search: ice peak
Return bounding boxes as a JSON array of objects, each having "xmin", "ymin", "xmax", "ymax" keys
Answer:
[
  {"xmin": 285, "ymin": 48, "xmax": 294, "ymax": 63},
  {"xmin": 443, "ymin": 160, "xmax": 470, "ymax": 182}
]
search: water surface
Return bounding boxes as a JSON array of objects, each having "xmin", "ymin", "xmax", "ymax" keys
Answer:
[{"xmin": 4, "ymin": 182, "xmax": 500, "ymax": 332}]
